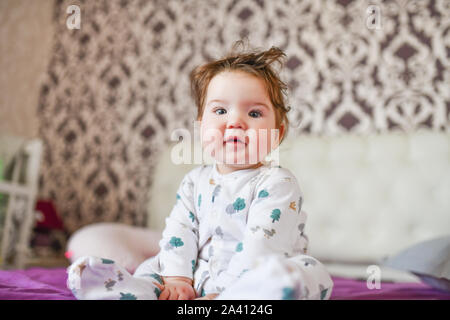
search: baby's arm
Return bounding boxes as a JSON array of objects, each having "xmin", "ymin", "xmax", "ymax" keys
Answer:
[
  {"xmin": 214, "ymin": 169, "xmax": 333, "ymax": 299},
  {"xmin": 156, "ymin": 169, "xmax": 201, "ymax": 299}
]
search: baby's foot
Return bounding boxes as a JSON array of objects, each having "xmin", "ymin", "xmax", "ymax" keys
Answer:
[{"xmin": 67, "ymin": 256, "xmax": 158, "ymax": 300}]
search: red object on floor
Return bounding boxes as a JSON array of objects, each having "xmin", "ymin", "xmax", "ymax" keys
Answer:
[
  {"xmin": 64, "ymin": 250, "xmax": 73, "ymax": 259},
  {"xmin": 35, "ymin": 200, "xmax": 64, "ymax": 230}
]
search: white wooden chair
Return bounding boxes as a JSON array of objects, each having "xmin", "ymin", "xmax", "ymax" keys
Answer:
[{"xmin": 0, "ymin": 136, "xmax": 43, "ymax": 269}]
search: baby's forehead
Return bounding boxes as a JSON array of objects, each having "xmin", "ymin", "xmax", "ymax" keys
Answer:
[
  {"xmin": 210, "ymin": 70, "xmax": 264, "ymax": 84},
  {"xmin": 206, "ymin": 71, "xmax": 271, "ymax": 104}
]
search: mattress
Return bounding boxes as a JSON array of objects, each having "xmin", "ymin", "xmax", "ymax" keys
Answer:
[{"xmin": 0, "ymin": 267, "xmax": 449, "ymax": 300}]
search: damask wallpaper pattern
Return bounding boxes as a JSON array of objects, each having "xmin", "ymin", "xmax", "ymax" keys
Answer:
[{"xmin": 37, "ymin": 0, "xmax": 450, "ymax": 233}]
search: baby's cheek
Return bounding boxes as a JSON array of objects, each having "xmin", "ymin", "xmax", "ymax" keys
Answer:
[
  {"xmin": 248, "ymin": 131, "xmax": 272, "ymax": 159},
  {"xmin": 245, "ymin": 138, "xmax": 260, "ymax": 162},
  {"xmin": 201, "ymin": 134, "xmax": 220, "ymax": 150},
  {"xmin": 201, "ymin": 125, "xmax": 222, "ymax": 144},
  {"xmin": 201, "ymin": 137, "xmax": 224, "ymax": 161}
]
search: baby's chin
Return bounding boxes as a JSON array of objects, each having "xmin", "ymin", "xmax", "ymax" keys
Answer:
[
  {"xmin": 216, "ymin": 161, "xmax": 260, "ymax": 167},
  {"xmin": 212, "ymin": 152, "xmax": 264, "ymax": 167},
  {"xmin": 215, "ymin": 161, "xmax": 264, "ymax": 174}
]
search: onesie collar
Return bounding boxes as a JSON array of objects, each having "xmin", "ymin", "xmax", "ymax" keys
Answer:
[{"xmin": 212, "ymin": 160, "xmax": 272, "ymax": 180}]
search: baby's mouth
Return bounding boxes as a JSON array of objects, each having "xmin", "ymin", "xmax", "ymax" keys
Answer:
[{"xmin": 223, "ymin": 136, "xmax": 247, "ymax": 146}]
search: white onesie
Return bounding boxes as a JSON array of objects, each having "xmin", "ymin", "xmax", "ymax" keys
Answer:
[{"xmin": 67, "ymin": 161, "xmax": 333, "ymax": 300}]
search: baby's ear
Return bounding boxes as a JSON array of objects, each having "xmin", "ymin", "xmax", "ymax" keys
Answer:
[
  {"xmin": 279, "ymin": 124, "xmax": 285, "ymax": 141},
  {"xmin": 276, "ymin": 124, "xmax": 285, "ymax": 146},
  {"xmin": 271, "ymin": 124, "xmax": 285, "ymax": 151}
]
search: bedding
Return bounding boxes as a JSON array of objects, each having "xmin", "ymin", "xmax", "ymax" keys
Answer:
[
  {"xmin": 0, "ymin": 267, "xmax": 449, "ymax": 300},
  {"xmin": 382, "ymin": 236, "xmax": 450, "ymax": 292}
]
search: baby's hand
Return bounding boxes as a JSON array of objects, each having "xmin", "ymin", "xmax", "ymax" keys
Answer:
[
  {"xmin": 156, "ymin": 276, "xmax": 196, "ymax": 300},
  {"xmin": 195, "ymin": 293, "xmax": 219, "ymax": 300}
]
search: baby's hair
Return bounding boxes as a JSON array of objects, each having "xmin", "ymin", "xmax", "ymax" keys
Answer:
[{"xmin": 190, "ymin": 40, "xmax": 291, "ymax": 143}]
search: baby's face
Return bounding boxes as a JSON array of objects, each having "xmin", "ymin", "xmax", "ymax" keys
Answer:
[{"xmin": 200, "ymin": 71, "xmax": 283, "ymax": 173}]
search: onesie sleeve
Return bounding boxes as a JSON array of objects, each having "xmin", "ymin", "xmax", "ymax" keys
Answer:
[
  {"xmin": 156, "ymin": 169, "xmax": 200, "ymax": 279},
  {"xmin": 213, "ymin": 168, "xmax": 305, "ymax": 287}
]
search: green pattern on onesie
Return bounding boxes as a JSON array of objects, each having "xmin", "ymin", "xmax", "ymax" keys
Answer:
[
  {"xmin": 282, "ymin": 287, "xmax": 295, "ymax": 300},
  {"xmin": 119, "ymin": 292, "xmax": 137, "ymax": 300},
  {"xmin": 226, "ymin": 197, "xmax": 246, "ymax": 215},
  {"xmin": 164, "ymin": 236, "xmax": 185, "ymax": 250},
  {"xmin": 233, "ymin": 198, "xmax": 246, "ymax": 211},
  {"xmin": 270, "ymin": 209, "xmax": 281, "ymax": 222},
  {"xmin": 169, "ymin": 236, "xmax": 184, "ymax": 248},
  {"xmin": 101, "ymin": 258, "xmax": 114, "ymax": 264},
  {"xmin": 319, "ymin": 284, "xmax": 328, "ymax": 300},
  {"xmin": 150, "ymin": 273, "xmax": 163, "ymax": 284},
  {"xmin": 258, "ymin": 189, "xmax": 269, "ymax": 198}
]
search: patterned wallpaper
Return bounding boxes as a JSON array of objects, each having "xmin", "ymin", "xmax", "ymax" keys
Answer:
[
  {"xmin": 37, "ymin": 0, "xmax": 450, "ymax": 233},
  {"xmin": 0, "ymin": 0, "xmax": 54, "ymax": 139}
]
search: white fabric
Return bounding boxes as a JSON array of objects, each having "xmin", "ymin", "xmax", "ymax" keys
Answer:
[
  {"xmin": 217, "ymin": 254, "xmax": 333, "ymax": 300},
  {"xmin": 66, "ymin": 253, "xmax": 333, "ymax": 300},
  {"xmin": 151, "ymin": 161, "xmax": 330, "ymax": 295},
  {"xmin": 67, "ymin": 161, "xmax": 333, "ymax": 299},
  {"xmin": 67, "ymin": 256, "xmax": 160, "ymax": 300}
]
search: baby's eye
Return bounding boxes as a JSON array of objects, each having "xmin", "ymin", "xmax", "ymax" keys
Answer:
[
  {"xmin": 214, "ymin": 108, "xmax": 227, "ymax": 115},
  {"xmin": 249, "ymin": 110, "xmax": 262, "ymax": 118}
]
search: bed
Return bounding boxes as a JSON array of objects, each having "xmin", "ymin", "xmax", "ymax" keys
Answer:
[
  {"xmin": 1, "ymin": 267, "xmax": 449, "ymax": 300},
  {"xmin": 1, "ymin": 131, "xmax": 449, "ymax": 300}
]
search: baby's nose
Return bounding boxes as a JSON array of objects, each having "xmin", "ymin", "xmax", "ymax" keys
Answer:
[
  {"xmin": 226, "ymin": 112, "xmax": 245, "ymax": 129},
  {"xmin": 227, "ymin": 121, "xmax": 244, "ymax": 129}
]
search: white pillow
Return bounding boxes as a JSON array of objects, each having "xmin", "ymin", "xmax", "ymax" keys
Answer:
[{"xmin": 66, "ymin": 223, "xmax": 162, "ymax": 274}]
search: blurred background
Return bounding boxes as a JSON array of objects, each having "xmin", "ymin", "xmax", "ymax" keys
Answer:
[{"xmin": 0, "ymin": 0, "xmax": 448, "ymax": 268}]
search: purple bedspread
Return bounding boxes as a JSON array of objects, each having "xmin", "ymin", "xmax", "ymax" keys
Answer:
[{"xmin": 1, "ymin": 267, "xmax": 449, "ymax": 300}]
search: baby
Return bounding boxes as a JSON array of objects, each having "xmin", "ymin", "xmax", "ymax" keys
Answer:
[{"xmin": 67, "ymin": 43, "xmax": 333, "ymax": 300}]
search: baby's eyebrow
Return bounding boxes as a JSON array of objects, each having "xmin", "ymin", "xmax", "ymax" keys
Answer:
[
  {"xmin": 207, "ymin": 99, "xmax": 228, "ymax": 105},
  {"xmin": 207, "ymin": 99, "xmax": 270, "ymax": 109},
  {"xmin": 243, "ymin": 101, "xmax": 270, "ymax": 109}
]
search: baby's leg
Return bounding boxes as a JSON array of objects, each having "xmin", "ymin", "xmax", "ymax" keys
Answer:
[
  {"xmin": 216, "ymin": 254, "xmax": 333, "ymax": 300},
  {"xmin": 67, "ymin": 256, "xmax": 160, "ymax": 300},
  {"xmin": 284, "ymin": 254, "xmax": 334, "ymax": 300}
]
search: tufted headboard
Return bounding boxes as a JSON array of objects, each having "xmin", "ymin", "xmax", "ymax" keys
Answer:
[{"xmin": 147, "ymin": 130, "xmax": 450, "ymax": 265}]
